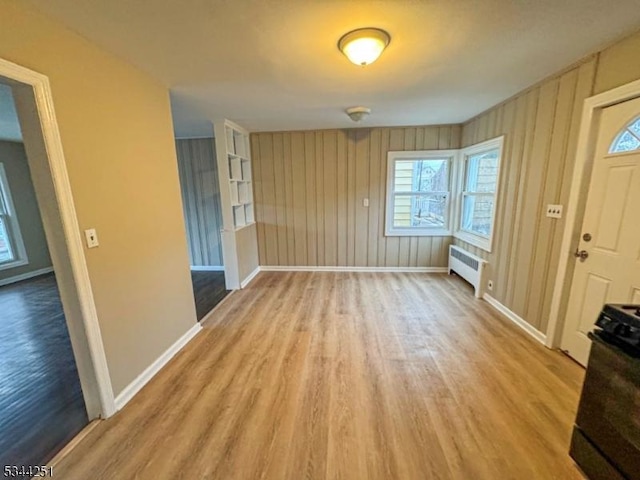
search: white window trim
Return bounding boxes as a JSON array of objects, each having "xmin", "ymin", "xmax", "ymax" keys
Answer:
[
  {"xmin": 453, "ymin": 136, "xmax": 504, "ymax": 252},
  {"xmin": 385, "ymin": 150, "xmax": 459, "ymax": 237},
  {"xmin": 0, "ymin": 163, "xmax": 28, "ymax": 271}
]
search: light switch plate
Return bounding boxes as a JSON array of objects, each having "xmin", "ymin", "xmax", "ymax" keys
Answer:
[
  {"xmin": 363, "ymin": 198, "xmax": 369, "ymax": 207},
  {"xmin": 84, "ymin": 228, "xmax": 99, "ymax": 248},
  {"xmin": 546, "ymin": 204, "xmax": 563, "ymax": 219}
]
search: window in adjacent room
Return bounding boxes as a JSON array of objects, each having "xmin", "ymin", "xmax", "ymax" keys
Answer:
[
  {"xmin": 385, "ymin": 151, "xmax": 456, "ymax": 236},
  {"xmin": 0, "ymin": 163, "xmax": 28, "ymax": 269},
  {"xmin": 455, "ymin": 137, "xmax": 504, "ymax": 252}
]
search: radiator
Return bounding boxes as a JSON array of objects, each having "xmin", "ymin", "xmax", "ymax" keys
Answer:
[{"xmin": 448, "ymin": 245, "xmax": 487, "ymax": 298}]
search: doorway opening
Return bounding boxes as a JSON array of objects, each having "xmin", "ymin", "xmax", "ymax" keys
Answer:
[
  {"xmin": 175, "ymin": 136, "xmax": 230, "ymax": 320},
  {"xmin": 0, "ymin": 86, "xmax": 78, "ymax": 468},
  {"xmin": 0, "ymin": 82, "xmax": 88, "ymax": 467},
  {"xmin": 0, "ymin": 57, "xmax": 115, "ymax": 469}
]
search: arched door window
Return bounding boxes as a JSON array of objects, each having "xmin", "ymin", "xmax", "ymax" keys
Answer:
[{"xmin": 609, "ymin": 116, "xmax": 640, "ymax": 153}]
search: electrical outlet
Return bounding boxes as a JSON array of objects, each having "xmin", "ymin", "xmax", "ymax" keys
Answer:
[
  {"xmin": 546, "ymin": 204, "xmax": 563, "ymax": 219},
  {"xmin": 487, "ymin": 280, "xmax": 494, "ymax": 291},
  {"xmin": 84, "ymin": 228, "xmax": 99, "ymax": 248}
]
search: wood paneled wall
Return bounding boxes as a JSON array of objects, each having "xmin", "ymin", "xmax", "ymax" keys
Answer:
[
  {"xmin": 251, "ymin": 30, "xmax": 640, "ymax": 334},
  {"xmin": 251, "ymin": 126, "xmax": 461, "ymax": 268},
  {"xmin": 175, "ymin": 138, "xmax": 224, "ymax": 267},
  {"xmin": 456, "ymin": 57, "xmax": 598, "ymax": 332}
]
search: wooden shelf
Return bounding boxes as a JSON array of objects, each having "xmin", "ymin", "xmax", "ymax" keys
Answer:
[
  {"xmin": 245, "ymin": 204, "xmax": 254, "ymax": 224},
  {"xmin": 230, "ymin": 181, "xmax": 239, "ymax": 206},
  {"xmin": 222, "ymin": 125, "xmax": 254, "ymax": 231},
  {"xmin": 241, "ymin": 160, "xmax": 252, "ymax": 181},
  {"xmin": 229, "ymin": 156, "xmax": 242, "ymax": 181},
  {"xmin": 233, "ymin": 204, "xmax": 246, "ymax": 227}
]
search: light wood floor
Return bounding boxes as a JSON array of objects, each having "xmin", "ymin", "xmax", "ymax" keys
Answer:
[{"xmin": 56, "ymin": 272, "xmax": 585, "ymax": 479}]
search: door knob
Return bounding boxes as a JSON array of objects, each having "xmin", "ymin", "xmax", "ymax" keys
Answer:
[
  {"xmin": 574, "ymin": 249, "xmax": 589, "ymax": 261},
  {"xmin": 582, "ymin": 233, "xmax": 592, "ymax": 242}
]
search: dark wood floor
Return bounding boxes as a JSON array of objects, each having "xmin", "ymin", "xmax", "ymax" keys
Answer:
[
  {"xmin": 0, "ymin": 273, "xmax": 87, "ymax": 476},
  {"xmin": 191, "ymin": 270, "xmax": 229, "ymax": 320}
]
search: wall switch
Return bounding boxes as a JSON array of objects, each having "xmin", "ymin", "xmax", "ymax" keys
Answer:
[
  {"xmin": 363, "ymin": 198, "xmax": 369, "ymax": 207},
  {"xmin": 84, "ymin": 228, "xmax": 99, "ymax": 248},
  {"xmin": 546, "ymin": 204, "xmax": 563, "ymax": 219}
]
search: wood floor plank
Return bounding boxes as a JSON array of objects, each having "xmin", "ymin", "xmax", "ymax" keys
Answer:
[
  {"xmin": 55, "ymin": 272, "xmax": 585, "ymax": 479},
  {"xmin": 0, "ymin": 274, "xmax": 88, "ymax": 470},
  {"xmin": 190, "ymin": 270, "xmax": 229, "ymax": 320}
]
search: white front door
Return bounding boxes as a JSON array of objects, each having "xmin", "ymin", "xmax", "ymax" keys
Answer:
[{"xmin": 561, "ymin": 96, "xmax": 640, "ymax": 366}]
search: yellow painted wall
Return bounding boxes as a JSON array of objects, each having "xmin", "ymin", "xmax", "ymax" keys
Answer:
[
  {"xmin": 0, "ymin": 0, "xmax": 197, "ymax": 394},
  {"xmin": 594, "ymin": 30, "xmax": 640, "ymax": 94}
]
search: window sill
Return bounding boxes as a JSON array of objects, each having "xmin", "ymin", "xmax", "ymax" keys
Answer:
[
  {"xmin": 0, "ymin": 258, "xmax": 29, "ymax": 271},
  {"xmin": 385, "ymin": 228, "xmax": 452, "ymax": 237},
  {"xmin": 454, "ymin": 230, "xmax": 492, "ymax": 252}
]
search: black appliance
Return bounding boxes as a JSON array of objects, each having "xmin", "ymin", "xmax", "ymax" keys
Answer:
[{"xmin": 569, "ymin": 304, "xmax": 640, "ymax": 480}]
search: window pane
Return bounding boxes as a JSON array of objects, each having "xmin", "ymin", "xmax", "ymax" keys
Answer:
[
  {"xmin": 465, "ymin": 149, "xmax": 499, "ymax": 192},
  {"xmin": 394, "ymin": 159, "xmax": 449, "ymax": 193},
  {"xmin": 628, "ymin": 118, "xmax": 640, "ymax": 138},
  {"xmin": 461, "ymin": 195, "xmax": 493, "ymax": 237},
  {"xmin": 610, "ymin": 130, "xmax": 640, "ymax": 153},
  {"xmin": 393, "ymin": 194, "xmax": 446, "ymax": 228},
  {"xmin": 0, "ymin": 216, "xmax": 14, "ymax": 263}
]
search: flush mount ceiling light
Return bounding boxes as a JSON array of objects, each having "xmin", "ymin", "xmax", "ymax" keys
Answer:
[
  {"xmin": 338, "ymin": 28, "xmax": 391, "ymax": 66},
  {"xmin": 346, "ymin": 106, "xmax": 371, "ymax": 122}
]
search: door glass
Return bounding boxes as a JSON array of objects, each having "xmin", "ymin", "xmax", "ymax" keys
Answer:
[{"xmin": 609, "ymin": 116, "xmax": 640, "ymax": 153}]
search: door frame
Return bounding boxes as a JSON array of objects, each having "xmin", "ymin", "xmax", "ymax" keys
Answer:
[
  {"xmin": 547, "ymin": 78, "xmax": 640, "ymax": 349},
  {"xmin": 0, "ymin": 57, "xmax": 116, "ymax": 417}
]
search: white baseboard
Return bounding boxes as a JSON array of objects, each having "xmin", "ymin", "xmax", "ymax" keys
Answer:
[
  {"xmin": 240, "ymin": 266, "xmax": 261, "ymax": 288},
  {"xmin": 259, "ymin": 266, "xmax": 448, "ymax": 273},
  {"xmin": 0, "ymin": 266, "xmax": 54, "ymax": 287},
  {"xmin": 483, "ymin": 293, "xmax": 547, "ymax": 345},
  {"xmin": 190, "ymin": 265, "xmax": 225, "ymax": 272},
  {"xmin": 114, "ymin": 323, "xmax": 202, "ymax": 410}
]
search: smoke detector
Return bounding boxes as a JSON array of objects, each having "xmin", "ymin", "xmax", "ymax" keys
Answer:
[{"xmin": 346, "ymin": 106, "xmax": 371, "ymax": 122}]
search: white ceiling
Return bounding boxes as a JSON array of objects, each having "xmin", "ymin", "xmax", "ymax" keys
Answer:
[
  {"xmin": 0, "ymin": 83, "xmax": 23, "ymax": 142},
  {"xmin": 23, "ymin": 0, "xmax": 640, "ymax": 136}
]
